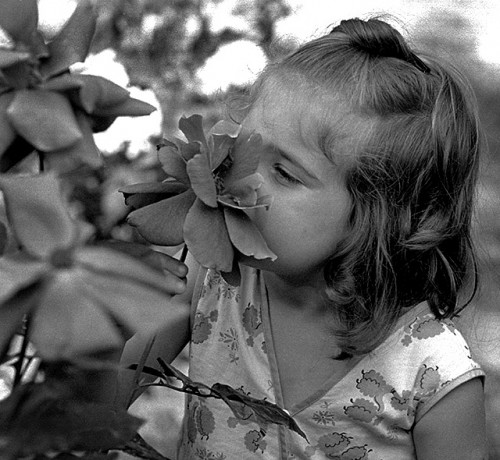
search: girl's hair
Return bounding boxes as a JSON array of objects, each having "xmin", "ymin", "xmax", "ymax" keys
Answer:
[{"xmin": 240, "ymin": 18, "xmax": 484, "ymax": 356}]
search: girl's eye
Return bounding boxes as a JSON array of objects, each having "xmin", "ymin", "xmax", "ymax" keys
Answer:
[{"xmin": 273, "ymin": 164, "xmax": 301, "ymax": 185}]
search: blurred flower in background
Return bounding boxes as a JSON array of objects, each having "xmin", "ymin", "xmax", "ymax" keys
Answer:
[{"xmin": 72, "ymin": 49, "xmax": 162, "ymax": 158}]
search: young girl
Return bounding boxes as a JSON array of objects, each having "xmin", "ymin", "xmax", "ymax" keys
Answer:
[{"xmin": 121, "ymin": 17, "xmax": 487, "ymax": 459}]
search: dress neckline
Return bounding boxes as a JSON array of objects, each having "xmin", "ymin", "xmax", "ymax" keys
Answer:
[{"xmin": 257, "ymin": 268, "xmax": 430, "ymax": 415}]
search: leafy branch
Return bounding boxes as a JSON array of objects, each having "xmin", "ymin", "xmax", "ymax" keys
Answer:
[{"xmin": 131, "ymin": 358, "xmax": 308, "ymax": 443}]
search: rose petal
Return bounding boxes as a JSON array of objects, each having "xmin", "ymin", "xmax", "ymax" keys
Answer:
[
  {"xmin": 176, "ymin": 138, "xmax": 200, "ymax": 162},
  {"xmin": 179, "ymin": 114, "xmax": 208, "ymax": 151},
  {"xmin": 184, "ymin": 199, "xmax": 234, "ymax": 272},
  {"xmin": 158, "ymin": 143, "xmax": 190, "ymax": 185},
  {"xmin": 218, "ymin": 193, "xmax": 273, "ymax": 211},
  {"xmin": 127, "ymin": 190, "xmax": 196, "ymax": 246},
  {"xmin": 186, "ymin": 153, "xmax": 218, "ymax": 208},
  {"xmin": 224, "ymin": 208, "xmax": 277, "ymax": 261},
  {"xmin": 120, "ymin": 180, "xmax": 188, "ymax": 209},
  {"xmin": 223, "ymin": 172, "xmax": 264, "ymax": 207},
  {"xmin": 224, "ymin": 130, "xmax": 262, "ymax": 185},
  {"xmin": 208, "ymin": 120, "xmax": 240, "ymax": 170},
  {"xmin": 209, "ymin": 134, "xmax": 234, "ymax": 171},
  {"xmin": 208, "ymin": 119, "xmax": 241, "ymax": 138}
]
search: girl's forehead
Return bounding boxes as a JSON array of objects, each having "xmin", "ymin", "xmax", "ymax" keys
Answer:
[{"xmin": 245, "ymin": 76, "xmax": 373, "ymax": 161}]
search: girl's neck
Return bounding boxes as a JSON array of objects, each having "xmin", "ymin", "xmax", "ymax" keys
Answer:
[{"xmin": 262, "ymin": 269, "xmax": 328, "ymax": 313}]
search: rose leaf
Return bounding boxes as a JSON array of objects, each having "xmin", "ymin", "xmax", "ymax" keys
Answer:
[
  {"xmin": 0, "ymin": 0, "xmax": 38, "ymax": 43},
  {"xmin": 40, "ymin": 0, "xmax": 97, "ymax": 78},
  {"xmin": 31, "ymin": 271, "xmax": 124, "ymax": 361},
  {"xmin": 90, "ymin": 97, "xmax": 155, "ymax": 118},
  {"xmin": 0, "ymin": 92, "xmax": 15, "ymax": 156},
  {"xmin": 45, "ymin": 110, "xmax": 103, "ymax": 173}
]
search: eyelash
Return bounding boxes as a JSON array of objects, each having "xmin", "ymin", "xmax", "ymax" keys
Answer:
[{"xmin": 273, "ymin": 164, "xmax": 301, "ymax": 185}]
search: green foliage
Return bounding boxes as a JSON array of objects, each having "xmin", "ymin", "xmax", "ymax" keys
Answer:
[
  {"xmin": 0, "ymin": 0, "xmax": 155, "ymax": 173},
  {"xmin": 0, "ymin": 0, "xmax": 171, "ymax": 457},
  {"xmin": 0, "ymin": 1, "xmax": 304, "ymax": 458},
  {"xmin": 132, "ymin": 358, "xmax": 308, "ymax": 442},
  {"xmin": 0, "ymin": 379, "xmax": 142, "ymax": 458}
]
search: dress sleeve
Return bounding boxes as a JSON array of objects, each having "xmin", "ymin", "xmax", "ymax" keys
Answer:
[{"xmin": 412, "ymin": 319, "xmax": 485, "ymax": 424}]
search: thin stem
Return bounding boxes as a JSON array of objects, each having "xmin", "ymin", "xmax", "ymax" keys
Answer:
[
  {"xmin": 138, "ymin": 381, "xmax": 218, "ymax": 399},
  {"xmin": 38, "ymin": 151, "xmax": 45, "ymax": 172},
  {"xmin": 179, "ymin": 244, "xmax": 188, "ymax": 263},
  {"xmin": 13, "ymin": 315, "xmax": 31, "ymax": 387}
]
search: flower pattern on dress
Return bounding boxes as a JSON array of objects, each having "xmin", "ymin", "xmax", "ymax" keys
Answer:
[
  {"xmin": 186, "ymin": 397, "xmax": 216, "ymax": 443},
  {"xmin": 244, "ymin": 429, "xmax": 268, "ymax": 453},
  {"xmin": 192, "ymin": 310, "xmax": 218, "ymax": 344},
  {"xmin": 305, "ymin": 432, "xmax": 372, "ymax": 459},
  {"xmin": 312, "ymin": 409, "xmax": 337, "ymax": 426},
  {"xmin": 242, "ymin": 301, "xmax": 264, "ymax": 346},
  {"xmin": 401, "ymin": 314, "xmax": 456, "ymax": 346},
  {"xmin": 219, "ymin": 327, "xmax": 240, "ymax": 364}
]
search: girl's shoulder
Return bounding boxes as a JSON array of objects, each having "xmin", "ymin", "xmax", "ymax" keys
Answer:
[{"xmin": 367, "ymin": 302, "xmax": 484, "ymax": 423}]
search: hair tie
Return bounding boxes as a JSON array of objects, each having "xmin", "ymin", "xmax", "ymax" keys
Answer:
[{"xmin": 330, "ymin": 19, "xmax": 431, "ymax": 75}]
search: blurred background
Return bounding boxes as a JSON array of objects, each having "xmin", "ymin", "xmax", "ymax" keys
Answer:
[{"xmin": 41, "ymin": 0, "xmax": 500, "ymax": 458}]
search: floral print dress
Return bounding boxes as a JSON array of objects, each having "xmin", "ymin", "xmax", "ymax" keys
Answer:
[{"xmin": 177, "ymin": 266, "xmax": 484, "ymax": 460}]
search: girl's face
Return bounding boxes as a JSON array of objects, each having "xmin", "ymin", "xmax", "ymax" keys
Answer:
[{"xmin": 239, "ymin": 86, "xmax": 352, "ymax": 284}]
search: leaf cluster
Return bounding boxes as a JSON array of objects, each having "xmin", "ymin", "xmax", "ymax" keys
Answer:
[
  {"xmin": 0, "ymin": 0, "xmax": 155, "ymax": 173},
  {"xmin": 132, "ymin": 358, "xmax": 308, "ymax": 442},
  {"xmin": 0, "ymin": 2, "xmax": 306, "ymax": 458}
]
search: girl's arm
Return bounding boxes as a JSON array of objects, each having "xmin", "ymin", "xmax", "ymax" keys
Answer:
[
  {"xmin": 115, "ymin": 249, "xmax": 200, "ymax": 407},
  {"xmin": 412, "ymin": 377, "xmax": 488, "ymax": 459}
]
